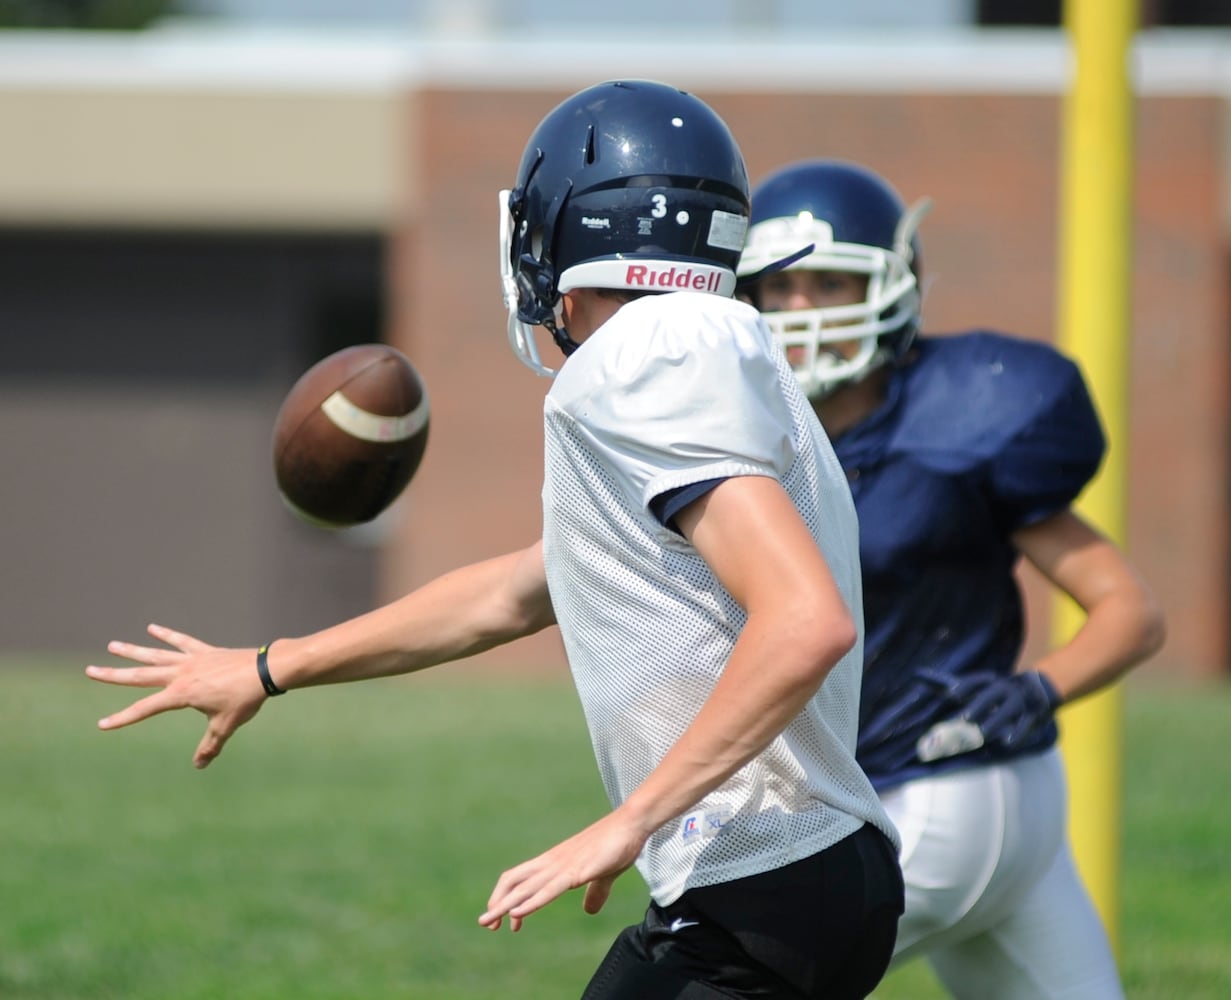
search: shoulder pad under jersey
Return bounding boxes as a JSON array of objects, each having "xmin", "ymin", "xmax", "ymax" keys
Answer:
[{"xmin": 892, "ymin": 331, "xmax": 1106, "ymax": 526}]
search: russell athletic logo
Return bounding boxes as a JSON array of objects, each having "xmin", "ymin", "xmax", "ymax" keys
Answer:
[
  {"xmin": 680, "ymin": 807, "xmax": 732, "ymax": 842},
  {"xmin": 625, "ymin": 264, "xmax": 725, "ymax": 293}
]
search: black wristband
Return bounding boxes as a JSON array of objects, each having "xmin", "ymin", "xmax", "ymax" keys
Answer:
[{"xmin": 257, "ymin": 642, "xmax": 286, "ymax": 696}]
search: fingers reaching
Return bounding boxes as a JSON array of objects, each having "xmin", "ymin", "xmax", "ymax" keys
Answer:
[
  {"xmin": 99, "ymin": 623, "xmax": 206, "ymax": 668},
  {"xmin": 480, "ymin": 861, "xmax": 577, "ymax": 930},
  {"xmin": 145, "ymin": 622, "xmax": 211, "ymax": 655},
  {"xmin": 583, "ymin": 876, "xmax": 615, "ymax": 915},
  {"xmin": 85, "ymin": 625, "xmax": 267, "ymax": 768},
  {"xmin": 93, "ymin": 689, "xmax": 181, "ymax": 731},
  {"xmin": 85, "ymin": 664, "xmax": 180, "ymax": 689},
  {"xmin": 478, "ymin": 813, "xmax": 643, "ymax": 932},
  {"xmin": 193, "ymin": 713, "xmax": 247, "ymax": 770}
]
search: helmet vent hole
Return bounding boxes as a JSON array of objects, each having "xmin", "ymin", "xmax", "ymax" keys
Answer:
[{"xmin": 584, "ymin": 125, "xmax": 597, "ymax": 165}]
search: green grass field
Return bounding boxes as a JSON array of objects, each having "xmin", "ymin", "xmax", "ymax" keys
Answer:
[{"xmin": 2, "ymin": 664, "xmax": 1228, "ymax": 999}]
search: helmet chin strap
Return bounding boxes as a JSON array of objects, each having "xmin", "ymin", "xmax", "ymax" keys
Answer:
[
  {"xmin": 548, "ymin": 321, "xmax": 582, "ymax": 357},
  {"xmin": 549, "ymin": 299, "xmax": 582, "ymax": 356}
]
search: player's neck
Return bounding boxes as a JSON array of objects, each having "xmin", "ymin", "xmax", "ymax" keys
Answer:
[
  {"xmin": 814, "ymin": 368, "xmax": 890, "ymax": 439},
  {"xmin": 559, "ymin": 289, "xmax": 623, "ymax": 344}
]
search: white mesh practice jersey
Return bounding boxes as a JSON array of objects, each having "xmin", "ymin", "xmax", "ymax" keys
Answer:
[{"xmin": 541, "ymin": 290, "xmax": 898, "ymax": 905}]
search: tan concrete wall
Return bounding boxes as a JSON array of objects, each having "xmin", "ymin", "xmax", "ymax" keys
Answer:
[
  {"xmin": 388, "ymin": 86, "xmax": 1229, "ymax": 679},
  {"xmin": 0, "ymin": 87, "xmax": 406, "ymax": 229}
]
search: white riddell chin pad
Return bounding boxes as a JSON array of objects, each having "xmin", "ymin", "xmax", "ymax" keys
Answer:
[{"xmin": 558, "ymin": 260, "xmax": 736, "ymax": 297}]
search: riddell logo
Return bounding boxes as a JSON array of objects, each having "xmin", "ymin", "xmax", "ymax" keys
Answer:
[{"xmin": 625, "ymin": 264, "xmax": 723, "ymax": 292}]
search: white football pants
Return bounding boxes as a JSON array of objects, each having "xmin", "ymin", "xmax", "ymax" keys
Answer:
[{"xmin": 878, "ymin": 749, "xmax": 1124, "ymax": 1000}]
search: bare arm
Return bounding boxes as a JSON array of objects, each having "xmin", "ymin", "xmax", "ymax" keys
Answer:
[
  {"xmin": 1013, "ymin": 510, "xmax": 1166, "ymax": 702},
  {"xmin": 479, "ymin": 475, "xmax": 856, "ymax": 929},
  {"xmin": 619, "ymin": 474, "xmax": 856, "ymax": 832},
  {"xmin": 86, "ymin": 541, "xmax": 554, "ymax": 768},
  {"xmin": 270, "ymin": 540, "xmax": 555, "ymax": 688}
]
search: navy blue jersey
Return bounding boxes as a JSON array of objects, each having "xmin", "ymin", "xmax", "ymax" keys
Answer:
[{"xmin": 838, "ymin": 332, "xmax": 1105, "ymax": 791}]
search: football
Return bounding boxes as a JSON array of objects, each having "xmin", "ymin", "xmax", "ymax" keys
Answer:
[{"xmin": 272, "ymin": 343, "xmax": 430, "ymax": 528}]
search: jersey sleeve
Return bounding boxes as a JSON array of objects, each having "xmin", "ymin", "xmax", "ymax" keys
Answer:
[
  {"xmin": 987, "ymin": 350, "xmax": 1105, "ymax": 531},
  {"xmin": 649, "ymin": 476, "xmax": 728, "ymax": 533}
]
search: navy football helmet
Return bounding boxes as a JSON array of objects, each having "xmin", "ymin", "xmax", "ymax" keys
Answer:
[
  {"xmin": 500, "ymin": 80, "xmax": 751, "ymax": 375},
  {"xmin": 738, "ymin": 160, "xmax": 931, "ymax": 399}
]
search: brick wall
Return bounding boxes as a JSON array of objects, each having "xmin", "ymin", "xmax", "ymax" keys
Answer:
[{"xmin": 387, "ymin": 85, "xmax": 1228, "ymax": 679}]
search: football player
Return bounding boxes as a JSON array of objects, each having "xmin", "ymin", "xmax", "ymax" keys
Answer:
[
  {"xmin": 88, "ymin": 86, "xmax": 903, "ymax": 999},
  {"xmin": 738, "ymin": 159, "xmax": 1166, "ymax": 999}
]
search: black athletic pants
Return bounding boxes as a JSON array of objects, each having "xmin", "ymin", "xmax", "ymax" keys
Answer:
[{"xmin": 581, "ymin": 824, "xmax": 903, "ymax": 1000}]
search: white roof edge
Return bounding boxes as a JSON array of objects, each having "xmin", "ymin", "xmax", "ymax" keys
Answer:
[
  {"xmin": 0, "ymin": 26, "xmax": 417, "ymax": 93},
  {"xmin": 0, "ymin": 25, "xmax": 1226, "ymax": 96}
]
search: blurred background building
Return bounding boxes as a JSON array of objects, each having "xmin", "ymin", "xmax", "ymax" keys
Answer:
[{"xmin": 1, "ymin": 2, "xmax": 1228, "ymax": 678}]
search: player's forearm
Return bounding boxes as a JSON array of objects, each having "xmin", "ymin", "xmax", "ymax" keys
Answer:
[
  {"xmin": 1036, "ymin": 583, "xmax": 1166, "ymax": 702},
  {"xmin": 619, "ymin": 609, "xmax": 855, "ymax": 837},
  {"xmin": 263, "ymin": 543, "xmax": 553, "ymax": 689},
  {"xmin": 1015, "ymin": 512, "xmax": 1166, "ymax": 702}
]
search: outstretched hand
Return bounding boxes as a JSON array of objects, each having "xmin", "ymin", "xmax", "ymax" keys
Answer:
[
  {"xmin": 478, "ymin": 809, "xmax": 646, "ymax": 933},
  {"xmin": 85, "ymin": 623, "xmax": 269, "ymax": 769}
]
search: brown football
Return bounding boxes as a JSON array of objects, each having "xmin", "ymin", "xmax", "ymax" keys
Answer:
[{"xmin": 272, "ymin": 344, "xmax": 430, "ymax": 528}]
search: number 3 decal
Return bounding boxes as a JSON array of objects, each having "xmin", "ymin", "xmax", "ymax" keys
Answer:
[{"xmin": 650, "ymin": 193, "xmax": 667, "ymax": 218}]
